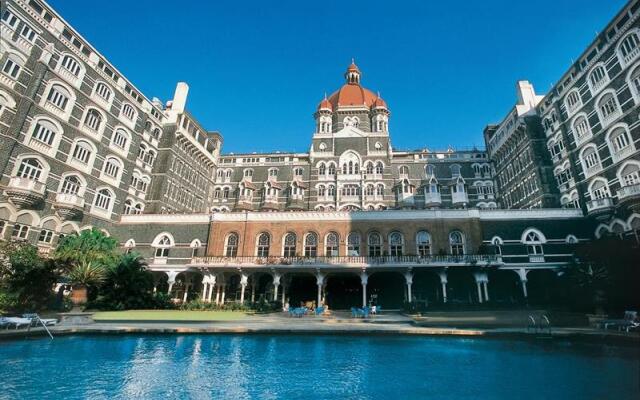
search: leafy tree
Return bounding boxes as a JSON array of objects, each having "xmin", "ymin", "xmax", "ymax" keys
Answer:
[
  {"xmin": 53, "ymin": 228, "xmax": 119, "ymax": 271},
  {"xmin": 0, "ymin": 241, "xmax": 59, "ymax": 311},
  {"xmin": 91, "ymin": 252, "xmax": 156, "ymax": 310}
]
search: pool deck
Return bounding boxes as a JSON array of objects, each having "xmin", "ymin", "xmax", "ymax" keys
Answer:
[{"xmin": 2, "ymin": 311, "xmax": 639, "ymax": 344}]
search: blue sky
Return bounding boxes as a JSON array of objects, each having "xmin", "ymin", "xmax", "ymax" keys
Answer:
[{"xmin": 50, "ymin": 0, "xmax": 626, "ymax": 154}]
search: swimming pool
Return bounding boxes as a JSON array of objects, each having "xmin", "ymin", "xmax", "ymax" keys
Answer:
[{"xmin": 1, "ymin": 334, "xmax": 638, "ymax": 399}]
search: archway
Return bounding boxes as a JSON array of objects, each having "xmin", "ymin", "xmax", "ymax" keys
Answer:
[
  {"xmin": 487, "ymin": 269, "xmax": 523, "ymax": 306},
  {"xmin": 527, "ymin": 269, "xmax": 561, "ymax": 306},
  {"xmin": 413, "ymin": 269, "xmax": 443, "ymax": 308},
  {"xmin": 325, "ymin": 273, "xmax": 361, "ymax": 310},
  {"xmin": 368, "ymin": 271, "xmax": 405, "ymax": 309},
  {"xmin": 446, "ymin": 268, "xmax": 477, "ymax": 305},
  {"xmin": 286, "ymin": 273, "xmax": 317, "ymax": 307}
]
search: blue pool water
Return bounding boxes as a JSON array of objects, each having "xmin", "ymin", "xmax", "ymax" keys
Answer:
[{"xmin": 0, "ymin": 334, "xmax": 638, "ymax": 399}]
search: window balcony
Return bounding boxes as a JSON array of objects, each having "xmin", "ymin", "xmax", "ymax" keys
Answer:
[
  {"xmin": 43, "ymin": 101, "xmax": 69, "ymax": 121},
  {"xmin": 341, "ymin": 194, "xmax": 360, "ymax": 202},
  {"xmin": 574, "ymin": 132, "xmax": 593, "ymax": 148},
  {"xmin": 452, "ymin": 191, "xmax": 468, "ymax": 205},
  {"xmin": 3, "ymin": 177, "xmax": 46, "ymax": 209},
  {"xmin": 586, "ymin": 197, "xmax": 615, "ymax": 218},
  {"xmin": 424, "ymin": 192, "xmax": 441, "ymax": 207},
  {"xmin": 611, "ymin": 146, "xmax": 635, "ymax": 164},
  {"xmin": 234, "ymin": 195, "xmax": 253, "ymax": 211},
  {"xmin": 583, "ymin": 164, "xmax": 602, "ymax": 179},
  {"xmin": 590, "ymin": 77, "xmax": 609, "ymax": 94},
  {"xmin": 56, "ymin": 65, "xmax": 81, "ymax": 89},
  {"xmin": 601, "ymin": 110, "xmax": 622, "ymax": 128},
  {"xmin": 53, "ymin": 193, "xmax": 84, "ymax": 220},
  {"xmin": 27, "ymin": 137, "xmax": 55, "ymax": 157},
  {"xmin": 558, "ymin": 178, "xmax": 575, "ymax": 192},
  {"xmin": 286, "ymin": 197, "xmax": 305, "ymax": 211},
  {"xmin": 0, "ymin": 72, "xmax": 17, "ymax": 90},
  {"xmin": 617, "ymin": 184, "xmax": 640, "ymax": 204},
  {"xmin": 623, "ymin": 46, "xmax": 640, "ymax": 66}
]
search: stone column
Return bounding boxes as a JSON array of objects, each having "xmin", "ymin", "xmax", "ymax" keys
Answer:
[
  {"xmin": 473, "ymin": 273, "xmax": 484, "ymax": 304},
  {"xmin": 360, "ymin": 271, "xmax": 368, "ymax": 308},
  {"xmin": 272, "ymin": 273, "xmax": 281, "ymax": 302},
  {"xmin": 316, "ymin": 273, "xmax": 325, "ymax": 306},
  {"xmin": 517, "ymin": 268, "xmax": 528, "ymax": 299},
  {"xmin": 404, "ymin": 271, "xmax": 413, "ymax": 303},
  {"xmin": 251, "ymin": 280, "xmax": 256, "ymax": 303},
  {"xmin": 483, "ymin": 281, "xmax": 489, "ymax": 302},
  {"xmin": 166, "ymin": 271, "xmax": 179, "ymax": 295},
  {"xmin": 240, "ymin": 274, "xmax": 248, "ymax": 304},
  {"xmin": 207, "ymin": 275, "xmax": 216, "ymax": 302},
  {"xmin": 201, "ymin": 281, "xmax": 209, "ymax": 301},
  {"xmin": 182, "ymin": 278, "xmax": 190, "ymax": 303},
  {"xmin": 439, "ymin": 270, "xmax": 448, "ymax": 303},
  {"xmin": 215, "ymin": 284, "xmax": 221, "ymax": 305}
]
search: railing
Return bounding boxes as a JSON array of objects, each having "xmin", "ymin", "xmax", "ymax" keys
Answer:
[
  {"xmin": 190, "ymin": 254, "xmax": 499, "ymax": 267},
  {"xmin": 617, "ymin": 183, "xmax": 640, "ymax": 200},
  {"xmin": 611, "ymin": 146, "xmax": 635, "ymax": 163},
  {"xmin": 55, "ymin": 192, "xmax": 85, "ymax": 208},
  {"xmin": 586, "ymin": 197, "xmax": 614, "ymax": 213},
  {"xmin": 452, "ymin": 191, "xmax": 468, "ymax": 204},
  {"xmin": 528, "ymin": 255, "xmax": 545, "ymax": 263},
  {"xmin": 624, "ymin": 46, "xmax": 640, "ymax": 65},
  {"xmin": 7, "ymin": 177, "xmax": 46, "ymax": 194},
  {"xmin": 424, "ymin": 192, "xmax": 442, "ymax": 205}
]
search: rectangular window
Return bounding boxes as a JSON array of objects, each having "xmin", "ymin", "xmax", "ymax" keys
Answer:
[
  {"xmin": 12, "ymin": 224, "xmax": 29, "ymax": 240},
  {"xmin": 1, "ymin": 10, "xmax": 19, "ymax": 29},
  {"xmin": 38, "ymin": 229, "xmax": 54, "ymax": 244},
  {"xmin": 20, "ymin": 24, "xmax": 36, "ymax": 42}
]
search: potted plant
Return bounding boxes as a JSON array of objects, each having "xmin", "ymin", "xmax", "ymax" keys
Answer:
[{"xmin": 68, "ymin": 261, "xmax": 106, "ymax": 309}]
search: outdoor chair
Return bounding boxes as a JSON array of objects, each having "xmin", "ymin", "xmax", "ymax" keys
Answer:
[
  {"xmin": 315, "ymin": 306, "xmax": 325, "ymax": 316},
  {"xmin": 601, "ymin": 311, "xmax": 638, "ymax": 331},
  {"xmin": 22, "ymin": 313, "xmax": 57, "ymax": 327},
  {"xmin": 3, "ymin": 317, "xmax": 32, "ymax": 330}
]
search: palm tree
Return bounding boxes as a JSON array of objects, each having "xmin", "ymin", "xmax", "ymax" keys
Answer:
[{"xmin": 67, "ymin": 261, "xmax": 107, "ymax": 308}]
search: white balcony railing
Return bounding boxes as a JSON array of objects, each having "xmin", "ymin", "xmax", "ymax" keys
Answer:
[
  {"xmin": 55, "ymin": 192, "xmax": 85, "ymax": 208},
  {"xmin": 624, "ymin": 46, "xmax": 640, "ymax": 65},
  {"xmin": 452, "ymin": 191, "xmax": 468, "ymax": 204},
  {"xmin": 617, "ymin": 184, "xmax": 640, "ymax": 200},
  {"xmin": 611, "ymin": 146, "xmax": 635, "ymax": 163},
  {"xmin": 424, "ymin": 192, "xmax": 442, "ymax": 205},
  {"xmin": 586, "ymin": 197, "xmax": 614, "ymax": 213},
  {"xmin": 7, "ymin": 177, "xmax": 46, "ymax": 194}
]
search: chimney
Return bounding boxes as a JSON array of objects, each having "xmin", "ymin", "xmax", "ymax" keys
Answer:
[
  {"xmin": 516, "ymin": 80, "xmax": 536, "ymax": 107},
  {"xmin": 171, "ymin": 82, "xmax": 189, "ymax": 113}
]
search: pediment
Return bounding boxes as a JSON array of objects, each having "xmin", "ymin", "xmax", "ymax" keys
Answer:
[{"xmin": 334, "ymin": 126, "xmax": 366, "ymax": 138}]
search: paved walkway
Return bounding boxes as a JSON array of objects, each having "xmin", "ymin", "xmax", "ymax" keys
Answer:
[{"xmin": 2, "ymin": 311, "xmax": 638, "ymax": 344}]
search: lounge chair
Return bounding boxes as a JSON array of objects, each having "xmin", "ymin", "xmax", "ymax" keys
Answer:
[
  {"xmin": 602, "ymin": 311, "xmax": 638, "ymax": 331},
  {"xmin": 315, "ymin": 306, "xmax": 325, "ymax": 316},
  {"xmin": 3, "ymin": 317, "xmax": 32, "ymax": 330},
  {"xmin": 22, "ymin": 313, "xmax": 57, "ymax": 327}
]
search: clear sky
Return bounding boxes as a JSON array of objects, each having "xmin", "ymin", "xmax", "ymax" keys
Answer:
[{"xmin": 49, "ymin": 0, "xmax": 626, "ymax": 154}]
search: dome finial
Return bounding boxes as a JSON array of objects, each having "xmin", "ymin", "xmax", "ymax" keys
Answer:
[{"xmin": 345, "ymin": 59, "xmax": 361, "ymax": 85}]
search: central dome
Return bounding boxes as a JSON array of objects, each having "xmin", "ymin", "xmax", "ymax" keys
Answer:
[{"xmin": 317, "ymin": 61, "xmax": 387, "ymax": 111}]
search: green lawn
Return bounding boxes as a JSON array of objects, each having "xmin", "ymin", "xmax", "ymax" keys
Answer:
[{"xmin": 92, "ymin": 310, "xmax": 250, "ymax": 322}]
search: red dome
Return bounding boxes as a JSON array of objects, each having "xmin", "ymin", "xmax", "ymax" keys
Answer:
[
  {"xmin": 372, "ymin": 96, "xmax": 388, "ymax": 109},
  {"xmin": 317, "ymin": 98, "xmax": 333, "ymax": 111}
]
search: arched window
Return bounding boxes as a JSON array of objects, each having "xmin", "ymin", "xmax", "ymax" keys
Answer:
[
  {"xmin": 565, "ymin": 90, "xmax": 581, "ymax": 114},
  {"xmin": 580, "ymin": 145, "xmax": 601, "ymax": 177},
  {"xmin": 304, "ymin": 232, "xmax": 318, "ymax": 257},
  {"xmin": 449, "ymin": 231, "xmax": 464, "ymax": 256},
  {"xmin": 31, "ymin": 119, "xmax": 57, "ymax": 146},
  {"xmin": 154, "ymin": 235, "xmax": 172, "ymax": 258},
  {"xmin": 325, "ymin": 232, "xmax": 339, "ymax": 257},
  {"xmin": 318, "ymin": 163, "xmax": 326, "ymax": 176},
  {"xmin": 523, "ymin": 230, "xmax": 543, "ymax": 256},
  {"xmin": 368, "ymin": 232, "xmax": 382, "ymax": 257},
  {"xmin": 597, "ymin": 92, "xmax": 621, "ymax": 126},
  {"xmin": 60, "ymin": 175, "xmax": 82, "ymax": 195},
  {"xmin": 425, "ymin": 164, "xmax": 435, "ymax": 177},
  {"xmin": 399, "ymin": 165, "xmax": 409, "ymax": 177},
  {"xmin": 389, "ymin": 232, "xmax": 404, "ymax": 256},
  {"xmin": 629, "ymin": 65, "xmax": 640, "ymax": 103},
  {"xmin": 619, "ymin": 162, "xmax": 640, "ymax": 186},
  {"xmin": 83, "ymin": 109, "xmax": 102, "ymax": 132},
  {"xmin": 572, "ymin": 115, "xmax": 591, "ymax": 143},
  {"xmin": 365, "ymin": 184, "xmax": 375, "ymax": 196},
  {"xmin": 327, "ymin": 163, "xmax": 336, "ymax": 176},
  {"xmin": 223, "ymin": 187, "xmax": 230, "ymax": 199},
  {"xmin": 590, "ymin": 178, "xmax": 611, "ymax": 200},
  {"xmin": 46, "ymin": 84, "xmax": 70, "ymax": 110},
  {"xmin": 328, "ymin": 185, "xmax": 336, "ymax": 197},
  {"xmin": 225, "ymin": 233, "xmax": 239, "ymax": 257},
  {"xmin": 94, "ymin": 82, "xmax": 112, "ymax": 102},
  {"xmin": 450, "ymin": 164, "xmax": 461, "ymax": 177},
  {"xmin": 16, "ymin": 158, "xmax": 43, "ymax": 180},
  {"xmin": 93, "ymin": 188, "xmax": 113, "ymax": 211},
  {"xmin": 588, "ymin": 64, "xmax": 608, "ymax": 93},
  {"xmin": 61, "ymin": 55, "xmax": 81, "ymax": 76},
  {"xmin": 492, "ymin": 237, "xmax": 503, "ymax": 255},
  {"xmin": 365, "ymin": 162, "xmax": 374, "ymax": 174},
  {"xmin": 123, "ymin": 199, "xmax": 134, "ymax": 215},
  {"xmin": 347, "ymin": 232, "xmax": 360, "ymax": 256},
  {"xmin": 376, "ymin": 184, "xmax": 384, "ymax": 196},
  {"xmin": 416, "ymin": 231, "xmax": 431, "ymax": 256},
  {"xmin": 121, "ymin": 103, "xmax": 136, "ymax": 121},
  {"xmin": 283, "ymin": 232, "xmax": 297, "ymax": 257},
  {"xmin": 256, "ymin": 232, "xmax": 270, "ymax": 257},
  {"xmin": 375, "ymin": 162, "xmax": 384, "ymax": 175},
  {"xmin": 243, "ymin": 168, "xmax": 253, "ymax": 178},
  {"xmin": 103, "ymin": 157, "xmax": 122, "ymax": 179},
  {"xmin": 618, "ymin": 31, "xmax": 640, "ymax": 65},
  {"xmin": 71, "ymin": 140, "xmax": 93, "ymax": 164},
  {"xmin": 112, "ymin": 129, "xmax": 129, "ymax": 150},
  {"xmin": 294, "ymin": 167, "xmax": 304, "ymax": 176},
  {"xmin": 607, "ymin": 125, "xmax": 633, "ymax": 162}
]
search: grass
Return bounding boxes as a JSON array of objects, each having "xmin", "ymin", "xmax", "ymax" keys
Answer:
[{"xmin": 92, "ymin": 310, "xmax": 250, "ymax": 322}]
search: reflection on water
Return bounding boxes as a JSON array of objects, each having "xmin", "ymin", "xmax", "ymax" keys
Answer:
[{"xmin": 0, "ymin": 335, "xmax": 638, "ymax": 400}]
